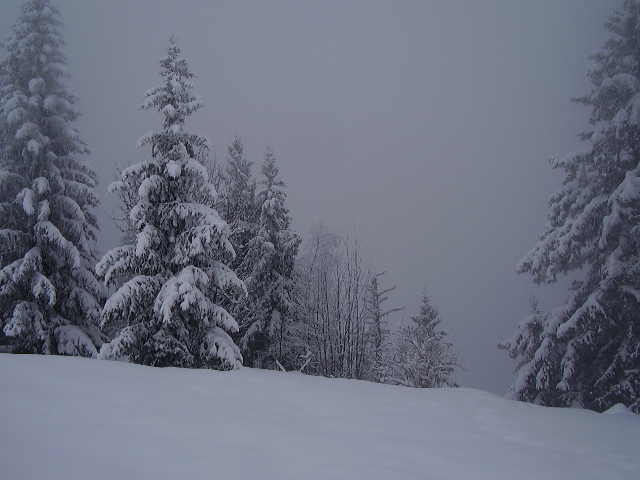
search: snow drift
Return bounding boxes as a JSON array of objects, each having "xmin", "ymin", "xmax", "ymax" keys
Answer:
[{"xmin": 0, "ymin": 354, "xmax": 638, "ymax": 480}]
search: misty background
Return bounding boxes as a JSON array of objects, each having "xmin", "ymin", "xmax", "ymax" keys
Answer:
[{"xmin": 0, "ymin": 0, "xmax": 617, "ymax": 394}]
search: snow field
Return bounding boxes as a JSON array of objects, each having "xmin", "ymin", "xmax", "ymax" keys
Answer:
[{"xmin": 0, "ymin": 354, "xmax": 638, "ymax": 480}]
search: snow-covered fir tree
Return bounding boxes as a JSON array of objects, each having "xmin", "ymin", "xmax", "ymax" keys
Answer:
[
  {"xmin": 381, "ymin": 290, "xmax": 460, "ymax": 388},
  {"xmin": 220, "ymin": 134, "xmax": 257, "ymax": 276},
  {"xmin": 501, "ymin": 0, "xmax": 640, "ymax": 413},
  {"xmin": 97, "ymin": 37, "xmax": 244, "ymax": 369},
  {"xmin": 237, "ymin": 146, "xmax": 300, "ymax": 369},
  {"xmin": 218, "ymin": 135, "xmax": 257, "ymax": 358},
  {"xmin": 0, "ymin": 0, "xmax": 104, "ymax": 356}
]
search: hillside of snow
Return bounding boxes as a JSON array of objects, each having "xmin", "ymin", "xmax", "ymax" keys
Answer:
[{"xmin": 1, "ymin": 354, "xmax": 638, "ymax": 480}]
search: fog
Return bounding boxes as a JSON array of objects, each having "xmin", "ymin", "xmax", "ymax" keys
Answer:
[{"xmin": 0, "ymin": 0, "xmax": 617, "ymax": 394}]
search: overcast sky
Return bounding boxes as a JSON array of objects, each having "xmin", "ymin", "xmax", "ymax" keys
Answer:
[{"xmin": 0, "ymin": 0, "xmax": 618, "ymax": 394}]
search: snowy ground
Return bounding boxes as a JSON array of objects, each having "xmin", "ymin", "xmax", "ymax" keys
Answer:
[{"xmin": 1, "ymin": 354, "xmax": 638, "ymax": 480}]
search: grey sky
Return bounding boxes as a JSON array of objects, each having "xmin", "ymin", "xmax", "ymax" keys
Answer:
[{"xmin": 0, "ymin": 0, "xmax": 618, "ymax": 394}]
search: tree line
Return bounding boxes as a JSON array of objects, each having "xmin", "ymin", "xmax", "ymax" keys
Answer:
[
  {"xmin": 3, "ymin": 0, "xmax": 638, "ymax": 412},
  {"xmin": 0, "ymin": 0, "xmax": 460, "ymax": 389}
]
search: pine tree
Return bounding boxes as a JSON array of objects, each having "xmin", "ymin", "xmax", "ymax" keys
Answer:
[
  {"xmin": 97, "ymin": 37, "xmax": 244, "ymax": 369},
  {"xmin": 0, "ymin": 0, "xmax": 104, "ymax": 356},
  {"xmin": 237, "ymin": 146, "xmax": 300, "ymax": 368},
  {"xmin": 501, "ymin": 1, "xmax": 640, "ymax": 413},
  {"xmin": 382, "ymin": 290, "xmax": 460, "ymax": 388}
]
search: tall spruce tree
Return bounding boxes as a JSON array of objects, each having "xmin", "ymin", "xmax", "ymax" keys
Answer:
[
  {"xmin": 219, "ymin": 135, "xmax": 256, "ymax": 357},
  {"xmin": 501, "ymin": 0, "xmax": 640, "ymax": 412},
  {"xmin": 238, "ymin": 146, "xmax": 300, "ymax": 368},
  {"xmin": 221, "ymin": 134, "xmax": 256, "ymax": 276},
  {"xmin": 0, "ymin": 0, "xmax": 104, "ymax": 356},
  {"xmin": 97, "ymin": 37, "xmax": 244, "ymax": 369}
]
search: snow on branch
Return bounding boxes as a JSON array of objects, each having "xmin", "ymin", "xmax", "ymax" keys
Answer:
[
  {"xmin": 201, "ymin": 326, "xmax": 242, "ymax": 369},
  {"xmin": 55, "ymin": 325, "xmax": 98, "ymax": 358},
  {"xmin": 31, "ymin": 272, "xmax": 56, "ymax": 306},
  {"xmin": 102, "ymin": 275, "xmax": 163, "ymax": 328},
  {"xmin": 154, "ymin": 266, "xmax": 210, "ymax": 325}
]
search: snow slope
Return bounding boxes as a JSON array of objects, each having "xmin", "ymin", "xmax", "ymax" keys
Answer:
[{"xmin": 1, "ymin": 354, "xmax": 638, "ymax": 480}]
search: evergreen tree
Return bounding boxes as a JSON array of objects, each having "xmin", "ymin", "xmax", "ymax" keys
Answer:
[
  {"xmin": 501, "ymin": 1, "xmax": 640, "ymax": 412},
  {"xmin": 218, "ymin": 135, "xmax": 257, "ymax": 359},
  {"xmin": 238, "ymin": 146, "xmax": 300, "ymax": 368},
  {"xmin": 0, "ymin": 0, "xmax": 104, "ymax": 356},
  {"xmin": 382, "ymin": 290, "xmax": 460, "ymax": 388},
  {"xmin": 220, "ymin": 134, "xmax": 257, "ymax": 276},
  {"xmin": 97, "ymin": 37, "xmax": 244, "ymax": 369}
]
